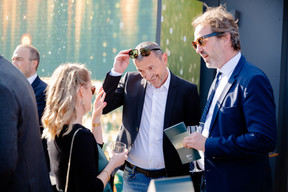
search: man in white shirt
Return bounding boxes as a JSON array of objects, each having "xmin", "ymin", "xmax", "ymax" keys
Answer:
[{"xmin": 102, "ymin": 41, "xmax": 201, "ymax": 192}]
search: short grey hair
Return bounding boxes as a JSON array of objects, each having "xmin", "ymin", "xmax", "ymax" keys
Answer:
[{"xmin": 134, "ymin": 41, "xmax": 163, "ymax": 61}]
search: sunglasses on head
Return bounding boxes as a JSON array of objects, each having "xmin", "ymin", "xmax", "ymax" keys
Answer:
[
  {"xmin": 129, "ymin": 48, "xmax": 162, "ymax": 59},
  {"xmin": 192, "ymin": 32, "xmax": 224, "ymax": 49},
  {"xmin": 91, "ymin": 86, "xmax": 96, "ymax": 95}
]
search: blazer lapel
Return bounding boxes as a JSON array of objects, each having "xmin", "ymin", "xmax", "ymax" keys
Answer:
[
  {"xmin": 208, "ymin": 56, "xmax": 246, "ymax": 135},
  {"xmin": 31, "ymin": 76, "xmax": 40, "ymax": 89},
  {"xmin": 136, "ymin": 78, "xmax": 147, "ymax": 128},
  {"xmin": 163, "ymin": 72, "xmax": 177, "ymax": 129}
]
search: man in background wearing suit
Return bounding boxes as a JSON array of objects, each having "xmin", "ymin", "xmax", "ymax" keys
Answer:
[
  {"xmin": 0, "ymin": 55, "xmax": 52, "ymax": 191},
  {"xmin": 183, "ymin": 5, "xmax": 277, "ymax": 192},
  {"xmin": 102, "ymin": 41, "xmax": 201, "ymax": 192},
  {"xmin": 12, "ymin": 44, "xmax": 50, "ymax": 170}
]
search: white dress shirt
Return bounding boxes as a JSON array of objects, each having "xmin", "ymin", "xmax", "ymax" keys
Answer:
[
  {"xmin": 27, "ymin": 73, "xmax": 37, "ymax": 85},
  {"xmin": 110, "ymin": 68, "xmax": 171, "ymax": 170},
  {"xmin": 127, "ymin": 68, "xmax": 170, "ymax": 170},
  {"xmin": 197, "ymin": 52, "xmax": 241, "ymax": 170}
]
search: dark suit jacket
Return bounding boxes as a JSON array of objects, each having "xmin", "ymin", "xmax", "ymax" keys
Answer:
[
  {"xmin": 204, "ymin": 56, "xmax": 277, "ymax": 192},
  {"xmin": 31, "ymin": 75, "xmax": 47, "ymax": 125},
  {"xmin": 103, "ymin": 70, "xmax": 201, "ymax": 177},
  {"xmin": 31, "ymin": 76, "xmax": 50, "ymax": 171},
  {"xmin": 0, "ymin": 55, "xmax": 52, "ymax": 192}
]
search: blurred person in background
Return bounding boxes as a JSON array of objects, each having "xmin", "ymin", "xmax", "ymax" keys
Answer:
[{"xmin": 12, "ymin": 44, "xmax": 50, "ymax": 170}]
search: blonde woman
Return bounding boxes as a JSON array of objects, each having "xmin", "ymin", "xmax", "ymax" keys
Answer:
[{"xmin": 42, "ymin": 63, "xmax": 127, "ymax": 192}]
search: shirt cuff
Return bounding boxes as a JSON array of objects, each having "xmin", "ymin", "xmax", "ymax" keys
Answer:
[{"xmin": 110, "ymin": 68, "xmax": 123, "ymax": 76}]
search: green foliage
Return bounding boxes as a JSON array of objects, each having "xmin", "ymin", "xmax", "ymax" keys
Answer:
[{"xmin": 161, "ymin": 0, "xmax": 202, "ymax": 87}]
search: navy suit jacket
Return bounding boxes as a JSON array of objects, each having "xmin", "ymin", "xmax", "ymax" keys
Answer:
[
  {"xmin": 0, "ymin": 55, "xmax": 52, "ymax": 191},
  {"xmin": 103, "ymin": 70, "xmax": 201, "ymax": 177},
  {"xmin": 31, "ymin": 75, "xmax": 50, "ymax": 171},
  {"xmin": 31, "ymin": 75, "xmax": 47, "ymax": 125},
  {"xmin": 204, "ymin": 56, "xmax": 277, "ymax": 192}
]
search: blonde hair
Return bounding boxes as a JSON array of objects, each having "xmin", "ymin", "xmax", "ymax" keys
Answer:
[
  {"xmin": 192, "ymin": 5, "xmax": 241, "ymax": 51},
  {"xmin": 42, "ymin": 63, "xmax": 90, "ymax": 140}
]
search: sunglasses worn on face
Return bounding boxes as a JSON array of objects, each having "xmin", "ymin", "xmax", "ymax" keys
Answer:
[
  {"xmin": 192, "ymin": 32, "xmax": 224, "ymax": 49},
  {"xmin": 91, "ymin": 86, "xmax": 96, "ymax": 95},
  {"xmin": 129, "ymin": 48, "xmax": 162, "ymax": 59}
]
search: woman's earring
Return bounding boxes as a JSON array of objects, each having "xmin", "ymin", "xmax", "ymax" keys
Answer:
[{"xmin": 81, "ymin": 100, "xmax": 84, "ymax": 106}]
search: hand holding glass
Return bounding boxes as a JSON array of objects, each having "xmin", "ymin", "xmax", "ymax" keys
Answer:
[
  {"xmin": 110, "ymin": 141, "xmax": 126, "ymax": 176},
  {"xmin": 112, "ymin": 141, "xmax": 126, "ymax": 153}
]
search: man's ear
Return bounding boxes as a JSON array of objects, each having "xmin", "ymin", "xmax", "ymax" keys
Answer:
[
  {"xmin": 32, "ymin": 60, "xmax": 38, "ymax": 69},
  {"xmin": 223, "ymin": 32, "xmax": 231, "ymax": 46},
  {"xmin": 162, "ymin": 52, "xmax": 168, "ymax": 66}
]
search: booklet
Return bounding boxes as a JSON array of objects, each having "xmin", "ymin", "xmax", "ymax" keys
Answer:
[{"xmin": 164, "ymin": 122, "xmax": 201, "ymax": 164}]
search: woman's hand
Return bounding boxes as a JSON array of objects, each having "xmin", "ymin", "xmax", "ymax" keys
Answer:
[
  {"xmin": 90, "ymin": 87, "xmax": 107, "ymax": 144},
  {"xmin": 98, "ymin": 149, "xmax": 128, "ymax": 186},
  {"xmin": 108, "ymin": 149, "xmax": 128, "ymax": 169},
  {"xmin": 92, "ymin": 87, "xmax": 107, "ymax": 123}
]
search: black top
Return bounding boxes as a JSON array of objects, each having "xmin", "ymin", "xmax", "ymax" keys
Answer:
[{"xmin": 48, "ymin": 124, "xmax": 104, "ymax": 192}]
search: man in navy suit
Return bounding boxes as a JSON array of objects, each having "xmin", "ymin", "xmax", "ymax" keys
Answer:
[
  {"xmin": 0, "ymin": 55, "xmax": 52, "ymax": 191},
  {"xmin": 12, "ymin": 44, "xmax": 50, "ymax": 170},
  {"xmin": 183, "ymin": 5, "xmax": 277, "ymax": 192},
  {"xmin": 102, "ymin": 41, "xmax": 201, "ymax": 192},
  {"xmin": 12, "ymin": 45, "xmax": 47, "ymax": 122}
]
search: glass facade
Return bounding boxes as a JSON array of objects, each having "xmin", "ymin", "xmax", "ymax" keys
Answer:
[{"xmin": 0, "ymin": 0, "xmax": 158, "ymax": 80}]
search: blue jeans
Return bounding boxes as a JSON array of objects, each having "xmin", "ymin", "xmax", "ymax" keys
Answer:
[{"xmin": 123, "ymin": 164, "xmax": 165, "ymax": 192}]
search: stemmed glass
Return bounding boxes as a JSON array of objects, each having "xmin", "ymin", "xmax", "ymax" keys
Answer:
[
  {"xmin": 187, "ymin": 125, "xmax": 202, "ymax": 172},
  {"xmin": 110, "ymin": 141, "xmax": 126, "ymax": 176}
]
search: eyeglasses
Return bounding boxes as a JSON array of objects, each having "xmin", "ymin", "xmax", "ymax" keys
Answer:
[
  {"xmin": 129, "ymin": 48, "xmax": 162, "ymax": 59},
  {"xmin": 192, "ymin": 32, "xmax": 224, "ymax": 49},
  {"xmin": 91, "ymin": 86, "xmax": 96, "ymax": 95}
]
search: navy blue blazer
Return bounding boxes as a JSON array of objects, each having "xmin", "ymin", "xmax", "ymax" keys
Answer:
[
  {"xmin": 31, "ymin": 76, "xmax": 50, "ymax": 171},
  {"xmin": 31, "ymin": 76, "xmax": 47, "ymax": 125},
  {"xmin": 204, "ymin": 56, "xmax": 277, "ymax": 192},
  {"xmin": 103, "ymin": 70, "xmax": 201, "ymax": 177}
]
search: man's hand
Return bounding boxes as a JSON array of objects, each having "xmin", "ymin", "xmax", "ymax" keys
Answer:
[
  {"xmin": 183, "ymin": 132, "xmax": 207, "ymax": 151},
  {"xmin": 113, "ymin": 49, "xmax": 131, "ymax": 74}
]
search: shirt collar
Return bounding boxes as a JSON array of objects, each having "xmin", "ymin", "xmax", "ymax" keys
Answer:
[
  {"xmin": 162, "ymin": 68, "xmax": 171, "ymax": 90},
  {"xmin": 218, "ymin": 52, "xmax": 241, "ymax": 77},
  {"xmin": 27, "ymin": 73, "xmax": 37, "ymax": 85}
]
